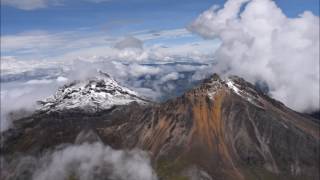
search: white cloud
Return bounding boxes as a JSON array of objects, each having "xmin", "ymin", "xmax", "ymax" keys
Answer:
[
  {"xmin": 160, "ymin": 72, "xmax": 180, "ymax": 83},
  {"xmin": 25, "ymin": 79, "xmax": 53, "ymax": 85},
  {"xmin": 1, "ymin": 28, "xmax": 221, "ymax": 68},
  {"xmin": 2, "ymin": 142, "xmax": 158, "ymax": 180},
  {"xmin": 189, "ymin": 0, "xmax": 320, "ymax": 112},
  {"xmin": 83, "ymin": 0, "xmax": 112, "ymax": 3},
  {"xmin": 114, "ymin": 36, "xmax": 143, "ymax": 50},
  {"xmin": 0, "ymin": 56, "xmax": 66, "ymax": 76},
  {"xmin": 135, "ymin": 28, "xmax": 193, "ymax": 41},
  {"xmin": 0, "ymin": 57, "xmax": 213, "ymax": 131},
  {"xmin": 56, "ymin": 76, "xmax": 68, "ymax": 82},
  {"xmin": 128, "ymin": 64, "xmax": 162, "ymax": 77},
  {"xmin": 1, "ymin": 31, "xmax": 65, "ymax": 52},
  {"xmin": 1, "ymin": 0, "xmax": 47, "ymax": 10},
  {"xmin": 1, "ymin": 0, "xmax": 61, "ymax": 10},
  {"xmin": 1, "ymin": 28, "xmax": 218, "ymax": 62},
  {"xmin": 146, "ymin": 40, "xmax": 220, "ymax": 62},
  {"xmin": 1, "ymin": 30, "xmax": 116, "ymax": 59},
  {"xmin": 0, "ymin": 28, "xmax": 218, "ymax": 132},
  {"xmin": 0, "ymin": 81, "xmax": 60, "ymax": 131},
  {"xmin": 1, "ymin": 0, "xmax": 112, "ymax": 10}
]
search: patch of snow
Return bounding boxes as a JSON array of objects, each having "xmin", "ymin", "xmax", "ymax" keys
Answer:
[
  {"xmin": 205, "ymin": 78, "xmax": 223, "ymax": 100},
  {"xmin": 226, "ymin": 80, "xmax": 241, "ymax": 95},
  {"xmin": 225, "ymin": 78, "xmax": 264, "ymax": 108},
  {"xmin": 207, "ymin": 91, "xmax": 216, "ymax": 100}
]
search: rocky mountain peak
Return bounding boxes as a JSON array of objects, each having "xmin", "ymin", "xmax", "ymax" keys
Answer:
[
  {"xmin": 187, "ymin": 73, "xmax": 224, "ymax": 99},
  {"xmin": 38, "ymin": 72, "xmax": 149, "ymax": 113},
  {"xmin": 190, "ymin": 73, "xmax": 263, "ymax": 106},
  {"xmin": 202, "ymin": 73, "xmax": 222, "ymax": 84}
]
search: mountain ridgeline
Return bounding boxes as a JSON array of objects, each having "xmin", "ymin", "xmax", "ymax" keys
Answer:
[{"xmin": 1, "ymin": 73, "xmax": 319, "ymax": 180}]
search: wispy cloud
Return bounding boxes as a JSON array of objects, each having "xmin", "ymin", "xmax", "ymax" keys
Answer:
[
  {"xmin": 1, "ymin": 0, "xmax": 112, "ymax": 10},
  {"xmin": 1, "ymin": 28, "xmax": 217, "ymax": 62},
  {"xmin": 2, "ymin": 31, "xmax": 67, "ymax": 54},
  {"xmin": 1, "ymin": 30, "xmax": 115, "ymax": 59},
  {"xmin": 1, "ymin": 0, "xmax": 62, "ymax": 10},
  {"xmin": 134, "ymin": 28, "xmax": 193, "ymax": 41},
  {"xmin": 83, "ymin": 0, "xmax": 112, "ymax": 3}
]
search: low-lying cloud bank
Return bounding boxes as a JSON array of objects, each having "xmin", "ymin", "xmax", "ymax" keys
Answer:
[
  {"xmin": 0, "ymin": 76, "xmax": 67, "ymax": 131},
  {"xmin": 1, "ymin": 142, "xmax": 157, "ymax": 180},
  {"xmin": 0, "ymin": 59, "xmax": 209, "ymax": 131},
  {"xmin": 189, "ymin": 0, "xmax": 319, "ymax": 112}
]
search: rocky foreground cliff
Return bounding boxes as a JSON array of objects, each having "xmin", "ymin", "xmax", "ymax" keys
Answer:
[{"xmin": 1, "ymin": 73, "xmax": 319, "ymax": 180}]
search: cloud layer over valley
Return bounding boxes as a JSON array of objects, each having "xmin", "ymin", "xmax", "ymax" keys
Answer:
[
  {"xmin": 0, "ymin": 58, "xmax": 211, "ymax": 131},
  {"xmin": 1, "ymin": 142, "xmax": 157, "ymax": 180}
]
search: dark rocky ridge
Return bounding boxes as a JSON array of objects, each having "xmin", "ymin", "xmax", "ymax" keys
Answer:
[{"xmin": 1, "ymin": 74, "xmax": 319, "ymax": 180}]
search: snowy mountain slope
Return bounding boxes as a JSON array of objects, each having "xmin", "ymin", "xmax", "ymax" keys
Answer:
[{"xmin": 38, "ymin": 71, "xmax": 149, "ymax": 112}]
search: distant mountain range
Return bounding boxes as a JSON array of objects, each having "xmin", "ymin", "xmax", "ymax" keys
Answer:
[{"xmin": 1, "ymin": 73, "xmax": 319, "ymax": 180}]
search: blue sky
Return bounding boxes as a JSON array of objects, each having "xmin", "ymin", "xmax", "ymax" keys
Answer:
[
  {"xmin": 1, "ymin": 0, "xmax": 319, "ymax": 60},
  {"xmin": 0, "ymin": 0, "xmax": 319, "ymax": 118},
  {"xmin": 1, "ymin": 0, "xmax": 319, "ymax": 35},
  {"xmin": 1, "ymin": 0, "xmax": 216, "ymax": 35}
]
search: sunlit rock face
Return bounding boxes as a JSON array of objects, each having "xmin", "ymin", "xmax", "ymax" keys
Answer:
[{"xmin": 1, "ymin": 73, "xmax": 319, "ymax": 180}]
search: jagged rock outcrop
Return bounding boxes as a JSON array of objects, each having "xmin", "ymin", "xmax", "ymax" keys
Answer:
[{"xmin": 1, "ymin": 73, "xmax": 319, "ymax": 180}]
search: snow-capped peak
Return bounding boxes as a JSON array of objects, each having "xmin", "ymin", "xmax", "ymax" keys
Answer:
[
  {"xmin": 38, "ymin": 72, "xmax": 148, "ymax": 112},
  {"xmin": 201, "ymin": 74, "xmax": 264, "ymax": 108}
]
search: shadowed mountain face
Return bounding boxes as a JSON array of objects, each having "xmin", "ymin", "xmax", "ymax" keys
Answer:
[{"xmin": 1, "ymin": 74, "xmax": 319, "ymax": 180}]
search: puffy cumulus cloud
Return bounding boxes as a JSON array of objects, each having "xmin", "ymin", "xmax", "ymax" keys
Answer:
[
  {"xmin": 1, "ymin": 142, "xmax": 157, "ymax": 180},
  {"xmin": 114, "ymin": 36, "xmax": 144, "ymax": 50},
  {"xmin": 189, "ymin": 0, "xmax": 320, "ymax": 112}
]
